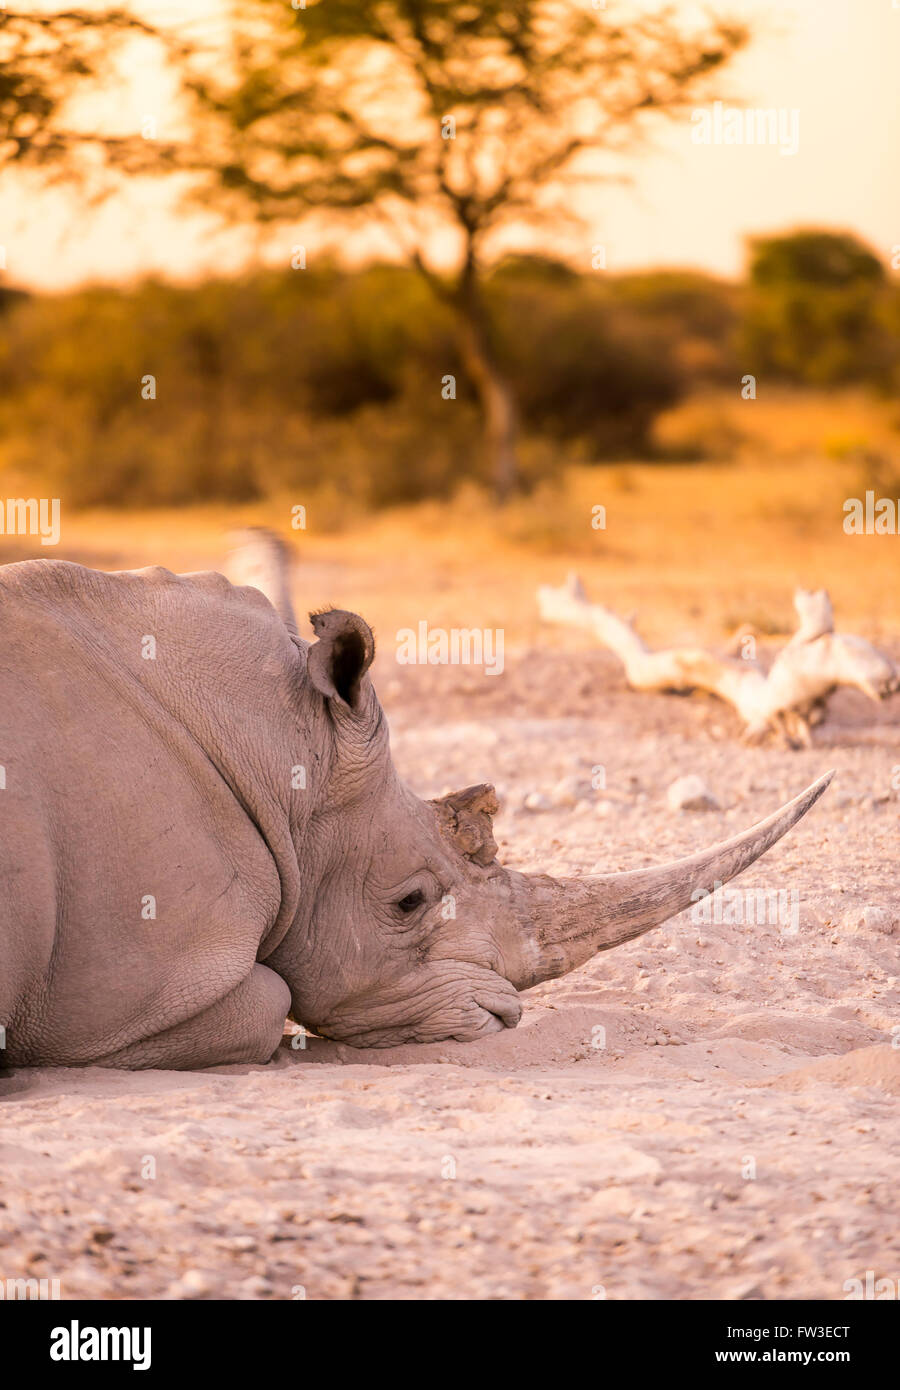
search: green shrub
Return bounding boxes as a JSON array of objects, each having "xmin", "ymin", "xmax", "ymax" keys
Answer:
[
  {"xmin": 2, "ymin": 237, "xmax": 895, "ymax": 510},
  {"xmin": 739, "ymin": 231, "xmax": 898, "ymax": 388}
]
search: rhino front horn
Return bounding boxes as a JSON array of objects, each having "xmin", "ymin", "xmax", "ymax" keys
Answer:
[{"xmin": 507, "ymin": 770, "xmax": 834, "ymax": 990}]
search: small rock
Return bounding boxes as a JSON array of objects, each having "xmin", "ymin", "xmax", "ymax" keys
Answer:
[
  {"xmin": 550, "ymin": 775, "xmax": 594, "ymax": 808},
  {"xmin": 237, "ymin": 1275, "xmax": 273, "ymax": 1299},
  {"xmin": 843, "ymin": 905, "xmax": 897, "ymax": 936},
  {"xmin": 173, "ymin": 1269, "xmax": 212, "ymax": 1298},
  {"xmin": 667, "ymin": 775, "xmax": 720, "ymax": 813},
  {"xmin": 523, "ymin": 792, "xmax": 552, "ymax": 812}
]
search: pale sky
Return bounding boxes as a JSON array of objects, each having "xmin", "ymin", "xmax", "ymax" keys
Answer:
[{"xmin": 1, "ymin": 0, "xmax": 898, "ymax": 289}]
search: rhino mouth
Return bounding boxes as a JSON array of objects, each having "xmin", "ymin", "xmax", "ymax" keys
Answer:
[
  {"xmin": 474, "ymin": 997, "xmax": 522, "ymax": 1035},
  {"xmin": 310, "ymin": 976, "xmax": 523, "ymax": 1048},
  {"xmin": 480, "ymin": 1012, "xmax": 510, "ymax": 1035}
]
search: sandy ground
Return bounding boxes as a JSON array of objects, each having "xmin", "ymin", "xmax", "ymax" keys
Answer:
[{"xmin": 2, "ymin": 643, "xmax": 899, "ymax": 1301}]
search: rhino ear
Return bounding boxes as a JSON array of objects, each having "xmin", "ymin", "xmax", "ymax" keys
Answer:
[
  {"xmin": 431, "ymin": 784, "xmax": 499, "ymax": 866},
  {"xmin": 307, "ymin": 609, "xmax": 375, "ymax": 709}
]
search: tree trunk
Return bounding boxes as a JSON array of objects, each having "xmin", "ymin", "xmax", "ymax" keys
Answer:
[{"xmin": 452, "ymin": 265, "xmax": 519, "ymax": 502}]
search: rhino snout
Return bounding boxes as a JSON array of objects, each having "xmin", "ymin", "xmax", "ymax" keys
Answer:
[{"xmin": 473, "ymin": 993, "xmax": 523, "ymax": 1036}]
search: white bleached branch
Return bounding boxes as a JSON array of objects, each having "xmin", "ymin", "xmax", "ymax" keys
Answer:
[{"xmin": 538, "ymin": 574, "xmax": 896, "ymax": 747}]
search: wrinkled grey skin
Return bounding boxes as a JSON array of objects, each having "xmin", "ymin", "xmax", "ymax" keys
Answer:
[{"xmin": 0, "ymin": 552, "xmax": 833, "ymax": 1068}]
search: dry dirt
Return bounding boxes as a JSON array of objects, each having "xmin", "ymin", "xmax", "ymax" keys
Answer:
[{"xmin": 2, "ymin": 644, "xmax": 899, "ymax": 1301}]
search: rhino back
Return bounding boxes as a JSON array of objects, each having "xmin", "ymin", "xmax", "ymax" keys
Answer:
[{"xmin": 0, "ymin": 560, "xmax": 299, "ymax": 1064}]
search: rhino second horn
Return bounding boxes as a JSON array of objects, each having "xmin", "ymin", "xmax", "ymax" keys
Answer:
[
  {"xmin": 431, "ymin": 783, "xmax": 500, "ymax": 866},
  {"xmin": 507, "ymin": 770, "xmax": 834, "ymax": 990}
]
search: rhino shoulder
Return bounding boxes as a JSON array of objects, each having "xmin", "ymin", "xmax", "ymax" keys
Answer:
[{"xmin": 0, "ymin": 557, "xmax": 273, "ymax": 614}]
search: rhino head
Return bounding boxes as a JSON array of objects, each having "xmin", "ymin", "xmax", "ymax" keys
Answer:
[{"xmin": 257, "ymin": 595, "xmax": 833, "ymax": 1050}]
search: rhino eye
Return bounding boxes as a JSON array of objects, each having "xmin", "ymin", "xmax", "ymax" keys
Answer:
[{"xmin": 396, "ymin": 889, "xmax": 426, "ymax": 914}]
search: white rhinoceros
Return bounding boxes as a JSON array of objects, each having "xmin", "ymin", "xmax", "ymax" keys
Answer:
[{"xmin": 0, "ymin": 545, "xmax": 832, "ymax": 1068}]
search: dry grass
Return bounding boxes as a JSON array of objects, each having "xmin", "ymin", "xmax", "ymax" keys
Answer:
[
  {"xmin": 6, "ymin": 389, "xmax": 899, "ymax": 651},
  {"xmin": 654, "ymin": 385, "xmax": 900, "ymax": 462}
]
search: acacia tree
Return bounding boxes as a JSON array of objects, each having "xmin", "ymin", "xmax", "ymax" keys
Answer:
[
  {"xmin": 0, "ymin": 8, "xmax": 172, "ymax": 177},
  {"xmin": 179, "ymin": 0, "xmax": 747, "ymax": 498},
  {"xmin": 2, "ymin": 4, "xmax": 748, "ymax": 498}
]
